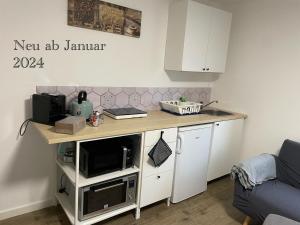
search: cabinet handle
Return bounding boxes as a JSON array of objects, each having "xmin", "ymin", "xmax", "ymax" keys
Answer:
[
  {"xmin": 176, "ymin": 134, "xmax": 184, "ymax": 154},
  {"xmin": 157, "ymin": 176, "xmax": 161, "ymax": 179},
  {"xmin": 92, "ymin": 183, "xmax": 123, "ymax": 192},
  {"xmin": 206, "ymin": 68, "xmax": 210, "ymax": 71},
  {"xmin": 216, "ymin": 123, "xmax": 220, "ymax": 126},
  {"xmin": 202, "ymin": 68, "xmax": 206, "ymax": 71}
]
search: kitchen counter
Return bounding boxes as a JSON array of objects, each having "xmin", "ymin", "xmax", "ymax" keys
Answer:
[{"xmin": 34, "ymin": 110, "xmax": 247, "ymax": 144}]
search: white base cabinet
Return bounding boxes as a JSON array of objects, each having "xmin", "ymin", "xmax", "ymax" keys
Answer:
[
  {"xmin": 140, "ymin": 128, "xmax": 177, "ymax": 208},
  {"xmin": 52, "ymin": 119, "xmax": 245, "ymax": 224},
  {"xmin": 207, "ymin": 119, "xmax": 244, "ymax": 181},
  {"xmin": 140, "ymin": 170, "xmax": 173, "ymax": 208}
]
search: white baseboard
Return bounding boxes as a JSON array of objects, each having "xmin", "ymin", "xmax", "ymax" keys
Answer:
[{"xmin": 0, "ymin": 198, "xmax": 55, "ymax": 221}]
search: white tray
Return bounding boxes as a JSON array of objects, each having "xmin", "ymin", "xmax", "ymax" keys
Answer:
[{"xmin": 160, "ymin": 101, "xmax": 202, "ymax": 115}]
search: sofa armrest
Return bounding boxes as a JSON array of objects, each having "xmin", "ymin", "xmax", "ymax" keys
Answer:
[
  {"xmin": 232, "ymin": 153, "xmax": 276, "ymax": 189},
  {"xmin": 263, "ymin": 214, "xmax": 300, "ymax": 225}
]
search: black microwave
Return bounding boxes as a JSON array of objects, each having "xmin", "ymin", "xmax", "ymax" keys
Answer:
[
  {"xmin": 79, "ymin": 174, "xmax": 137, "ymax": 221},
  {"xmin": 77, "ymin": 135, "xmax": 139, "ymax": 178}
]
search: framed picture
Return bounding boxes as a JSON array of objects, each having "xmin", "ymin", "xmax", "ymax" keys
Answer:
[{"xmin": 68, "ymin": 0, "xmax": 142, "ymax": 38}]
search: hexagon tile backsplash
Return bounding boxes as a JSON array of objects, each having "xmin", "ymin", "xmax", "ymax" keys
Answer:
[{"xmin": 36, "ymin": 86, "xmax": 211, "ymax": 112}]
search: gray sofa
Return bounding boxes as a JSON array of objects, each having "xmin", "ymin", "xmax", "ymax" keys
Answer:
[{"xmin": 233, "ymin": 139, "xmax": 300, "ymax": 224}]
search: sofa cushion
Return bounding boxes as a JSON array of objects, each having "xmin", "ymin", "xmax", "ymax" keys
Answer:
[
  {"xmin": 263, "ymin": 214, "xmax": 300, "ymax": 225},
  {"xmin": 276, "ymin": 139, "xmax": 300, "ymax": 189},
  {"xmin": 233, "ymin": 180, "xmax": 300, "ymax": 224}
]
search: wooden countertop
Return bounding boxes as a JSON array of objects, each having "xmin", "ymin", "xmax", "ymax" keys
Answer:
[{"xmin": 34, "ymin": 110, "xmax": 247, "ymax": 144}]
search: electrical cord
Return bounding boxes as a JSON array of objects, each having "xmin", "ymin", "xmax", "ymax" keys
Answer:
[
  {"xmin": 19, "ymin": 119, "xmax": 32, "ymax": 136},
  {"xmin": 59, "ymin": 174, "xmax": 69, "ymax": 196}
]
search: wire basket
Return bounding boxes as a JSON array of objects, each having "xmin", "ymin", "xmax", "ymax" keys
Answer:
[{"xmin": 160, "ymin": 101, "xmax": 202, "ymax": 115}]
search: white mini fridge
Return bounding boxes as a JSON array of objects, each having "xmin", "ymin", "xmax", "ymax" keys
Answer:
[{"xmin": 171, "ymin": 124, "xmax": 213, "ymax": 203}]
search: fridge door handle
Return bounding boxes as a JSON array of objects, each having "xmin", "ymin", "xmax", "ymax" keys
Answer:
[{"xmin": 176, "ymin": 133, "xmax": 184, "ymax": 154}]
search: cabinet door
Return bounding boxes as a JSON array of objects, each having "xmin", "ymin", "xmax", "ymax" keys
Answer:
[
  {"xmin": 164, "ymin": 0, "xmax": 189, "ymax": 71},
  {"xmin": 140, "ymin": 170, "xmax": 173, "ymax": 208},
  {"xmin": 207, "ymin": 119, "xmax": 244, "ymax": 181},
  {"xmin": 182, "ymin": 1, "xmax": 212, "ymax": 72},
  {"xmin": 142, "ymin": 142, "xmax": 176, "ymax": 178},
  {"xmin": 144, "ymin": 128, "xmax": 177, "ymax": 147},
  {"xmin": 205, "ymin": 8, "xmax": 232, "ymax": 73}
]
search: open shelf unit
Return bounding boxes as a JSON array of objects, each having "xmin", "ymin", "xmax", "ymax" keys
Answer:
[
  {"xmin": 55, "ymin": 133, "xmax": 144, "ymax": 225},
  {"xmin": 55, "ymin": 193, "xmax": 137, "ymax": 225},
  {"xmin": 56, "ymin": 159, "xmax": 140, "ymax": 187},
  {"xmin": 55, "ymin": 192, "xmax": 137, "ymax": 225},
  {"xmin": 79, "ymin": 204, "xmax": 137, "ymax": 225},
  {"xmin": 56, "ymin": 192, "xmax": 75, "ymax": 224}
]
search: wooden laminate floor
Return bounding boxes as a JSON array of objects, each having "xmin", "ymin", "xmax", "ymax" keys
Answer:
[{"xmin": 0, "ymin": 177, "xmax": 245, "ymax": 225}]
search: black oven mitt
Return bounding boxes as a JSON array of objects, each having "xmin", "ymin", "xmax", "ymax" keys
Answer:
[{"xmin": 148, "ymin": 131, "xmax": 172, "ymax": 167}]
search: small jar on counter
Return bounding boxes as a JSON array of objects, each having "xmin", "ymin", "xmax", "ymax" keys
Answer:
[{"xmin": 89, "ymin": 111, "xmax": 104, "ymax": 127}]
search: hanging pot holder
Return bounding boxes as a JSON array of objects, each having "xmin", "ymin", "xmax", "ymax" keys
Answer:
[{"xmin": 148, "ymin": 131, "xmax": 172, "ymax": 167}]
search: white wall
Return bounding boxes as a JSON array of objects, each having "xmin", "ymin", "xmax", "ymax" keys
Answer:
[
  {"xmin": 212, "ymin": 0, "xmax": 300, "ymax": 159},
  {"xmin": 0, "ymin": 0, "xmax": 213, "ymax": 219}
]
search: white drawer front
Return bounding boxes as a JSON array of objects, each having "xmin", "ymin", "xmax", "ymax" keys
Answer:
[
  {"xmin": 142, "ymin": 142, "xmax": 176, "ymax": 177},
  {"xmin": 144, "ymin": 128, "xmax": 178, "ymax": 147},
  {"xmin": 140, "ymin": 170, "xmax": 173, "ymax": 208}
]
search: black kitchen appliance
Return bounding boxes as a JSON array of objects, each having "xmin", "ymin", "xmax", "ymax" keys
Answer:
[
  {"xmin": 32, "ymin": 93, "xmax": 66, "ymax": 125},
  {"xmin": 79, "ymin": 174, "xmax": 137, "ymax": 221},
  {"xmin": 78, "ymin": 135, "xmax": 139, "ymax": 178}
]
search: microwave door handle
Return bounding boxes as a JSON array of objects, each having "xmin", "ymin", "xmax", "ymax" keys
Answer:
[
  {"xmin": 122, "ymin": 147, "xmax": 128, "ymax": 170},
  {"xmin": 92, "ymin": 183, "xmax": 124, "ymax": 192}
]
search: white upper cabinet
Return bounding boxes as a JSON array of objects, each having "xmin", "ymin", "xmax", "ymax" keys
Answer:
[
  {"xmin": 205, "ymin": 8, "xmax": 232, "ymax": 73},
  {"xmin": 182, "ymin": 1, "xmax": 212, "ymax": 72},
  {"xmin": 164, "ymin": 0, "xmax": 232, "ymax": 73}
]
